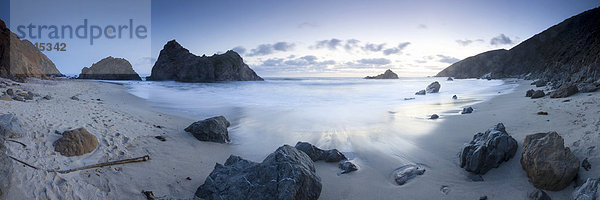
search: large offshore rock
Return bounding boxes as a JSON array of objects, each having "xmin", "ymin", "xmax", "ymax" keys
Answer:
[
  {"xmin": 521, "ymin": 131, "xmax": 579, "ymax": 191},
  {"xmin": 426, "ymin": 81, "xmax": 441, "ymax": 93},
  {"xmin": 147, "ymin": 40, "xmax": 263, "ymax": 82},
  {"xmin": 0, "ymin": 114, "xmax": 23, "ymax": 139},
  {"xmin": 78, "ymin": 56, "xmax": 141, "ymax": 80},
  {"xmin": 294, "ymin": 142, "xmax": 347, "ymax": 162},
  {"xmin": 53, "ymin": 128, "xmax": 99, "ymax": 157},
  {"xmin": 184, "ymin": 116, "xmax": 231, "ymax": 143},
  {"xmin": 460, "ymin": 123, "xmax": 518, "ymax": 174},
  {"xmin": 573, "ymin": 178, "xmax": 600, "ymax": 200},
  {"xmin": 364, "ymin": 69, "xmax": 399, "ymax": 79},
  {"xmin": 195, "ymin": 145, "xmax": 322, "ymax": 200}
]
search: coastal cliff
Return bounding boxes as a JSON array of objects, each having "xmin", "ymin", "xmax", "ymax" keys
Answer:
[
  {"xmin": 147, "ymin": 40, "xmax": 263, "ymax": 82},
  {"xmin": 436, "ymin": 7, "xmax": 600, "ymax": 87},
  {"xmin": 0, "ymin": 19, "xmax": 63, "ymax": 81},
  {"xmin": 78, "ymin": 56, "xmax": 141, "ymax": 80}
]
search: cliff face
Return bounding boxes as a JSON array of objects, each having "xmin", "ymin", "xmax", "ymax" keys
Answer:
[
  {"xmin": 147, "ymin": 40, "xmax": 263, "ymax": 82},
  {"xmin": 78, "ymin": 56, "xmax": 141, "ymax": 80},
  {"xmin": 436, "ymin": 7, "xmax": 600, "ymax": 86},
  {"xmin": 0, "ymin": 19, "xmax": 63, "ymax": 80}
]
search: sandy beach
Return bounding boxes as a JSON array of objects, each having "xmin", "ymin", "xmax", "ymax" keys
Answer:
[{"xmin": 1, "ymin": 78, "xmax": 598, "ymax": 199}]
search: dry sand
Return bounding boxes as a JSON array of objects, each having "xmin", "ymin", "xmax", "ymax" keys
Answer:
[{"xmin": 1, "ymin": 79, "xmax": 598, "ymax": 199}]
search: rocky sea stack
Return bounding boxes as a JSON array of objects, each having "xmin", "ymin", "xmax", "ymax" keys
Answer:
[
  {"xmin": 78, "ymin": 56, "xmax": 141, "ymax": 80},
  {"xmin": 364, "ymin": 69, "xmax": 399, "ymax": 79},
  {"xmin": 0, "ymin": 19, "xmax": 63, "ymax": 81},
  {"xmin": 147, "ymin": 40, "xmax": 263, "ymax": 82},
  {"xmin": 436, "ymin": 7, "xmax": 600, "ymax": 87}
]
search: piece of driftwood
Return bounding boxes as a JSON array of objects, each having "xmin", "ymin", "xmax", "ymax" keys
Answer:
[
  {"xmin": 8, "ymin": 155, "xmax": 150, "ymax": 174},
  {"xmin": 52, "ymin": 155, "xmax": 150, "ymax": 174},
  {"xmin": 6, "ymin": 139, "xmax": 26, "ymax": 148}
]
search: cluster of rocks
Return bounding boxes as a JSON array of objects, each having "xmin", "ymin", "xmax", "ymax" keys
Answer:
[
  {"xmin": 364, "ymin": 69, "xmax": 399, "ymax": 79},
  {"xmin": 415, "ymin": 81, "xmax": 441, "ymax": 95},
  {"xmin": 1, "ymin": 88, "xmax": 40, "ymax": 102},
  {"xmin": 526, "ymin": 89, "xmax": 546, "ymax": 99}
]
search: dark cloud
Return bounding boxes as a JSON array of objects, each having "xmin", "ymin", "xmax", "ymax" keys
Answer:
[
  {"xmin": 273, "ymin": 42, "xmax": 295, "ymax": 51},
  {"xmin": 383, "ymin": 42, "xmax": 410, "ymax": 55},
  {"xmin": 437, "ymin": 55, "xmax": 460, "ymax": 64},
  {"xmin": 232, "ymin": 46, "xmax": 247, "ymax": 55},
  {"xmin": 314, "ymin": 39, "xmax": 343, "ymax": 50},
  {"xmin": 490, "ymin": 34, "xmax": 514, "ymax": 46},
  {"xmin": 356, "ymin": 58, "xmax": 391, "ymax": 65},
  {"xmin": 362, "ymin": 43, "xmax": 386, "ymax": 52},
  {"xmin": 247, "ymin": 42, "xmax": 295, "ymax": 56}
]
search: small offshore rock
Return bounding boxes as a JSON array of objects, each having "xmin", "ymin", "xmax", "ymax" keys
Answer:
[
  {"xmin": 184, "ymin": 116, "xmax": 231, "ymax": 143},
  {"xmin": 528, "ymin": 189, "xmax": 551, "ymax": 200},
  {"xmin": 295, "ymin": 142, "xmax": 347, "ymax": 162},
  {"xmin": 460, "ymin": 123, "xmax": 518, "ymax": 174},
  {"xmin": 53, "ymin": 128, "xmax": 99, "ymax": 157},
  {"xmin": 452, "ymin": 95, "xmax": 458, "ymax": 100},
  {"xmin": 393, "ymin": 164, "xmax": 425, "ymax": 185},
  {"xmin": 426, "ymin": 81, "xmax": 441, "ymax": 93},
  {"xmin": 572, "ymin": 178, "xmax": 599, "ymax": 200},
  {"xmin": 339, "ymin": 161, "xmax": 358, "ymax": 174},
  {"xmin": 582, "ymin": 158, "xmax": 591, "ymax": 171},
  {"xmin": 404, "ymin": 97, "xmax": 415, "ymax": 100},
  {"xmin": 447, "ymin": 77, "xmax": 454, "ymax": 81},
  {"xmin": 521, "ymin": 131, "xmax": 579, "ymax": 191},
  {"xmin": 430, "ymin": 114, "xmax": 439, "ymax": 119},
  {"xmin": 364, "ymin": 69, "xmax": 399, "ymax": 79},
  {"xmin": 415, "ymin": 90, "xmax": 426, "ymax": 95},
  {"xmin": 461, "ymin": 107, "xmax": 474, "ymax": 114}
]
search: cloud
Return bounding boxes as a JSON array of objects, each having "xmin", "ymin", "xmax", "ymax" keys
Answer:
[
  {"xmin": 356, "ymin": 58, "xmax": 391, "ymax": 65},
  {"xmin": 260, "ymin": 55, "xmax": 335, "ymax": 67},
  {"xmin": 490, "ymin": 34, "xmax": 514, "ymax": 46},
  {"xmin": 273, "ymin": 42, "xmax": 295, "ymax": 51},
  {"xmin": 262, "ymin": 58, "xmax": 284, "ymax": 66},
  {"xmin": 455, "ymin": 39, "xmax": 473, "ymax": 46},
  {"xmin": 362, "ymin": 43, "xmax": 386, "ymax": 52},
  {"xmin": 232, "ymin": 46, "xmax": 247, "ymax": 55},
  {"xmin": 417, "ymin": 24, "xmax": 427, "ymax": 29},
  {"xmin": 344, "ymin": 39, "xmax": 361, "ymax": 51},
  {"xmin": 247, "ymin": 42, "xmax": 295, "ymax": 56},
  {"xmin": 298, "ymin": 22, "xmax": 318, "ymax": 29},
  {"xmin": 383, "ymin": 42, "xmax": 410, "ymax": 55},
  {"xmin": 437, "ymin": 55, "xmax": 460, "ymax": 64},
  {"xmin": 314, "ymin": 39, "xmax": 343, "ymax": 50}
]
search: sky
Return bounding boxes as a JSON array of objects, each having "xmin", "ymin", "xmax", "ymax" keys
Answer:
[{"xmin": 1, "ymin": 0, "xmax": 599, "ymax": 77}]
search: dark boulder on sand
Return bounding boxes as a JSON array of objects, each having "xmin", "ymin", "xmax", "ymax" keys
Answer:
[
  {"xmin": 430, "ymin": 114, "xmax": 439, "ymax": 119},
  {"xmin": 78, "ymin": 56, "xmax": 142, "ymax": 80},
  {"xmin": 364, "ymin": 69, "xmax": 399, "ymax": 79},
  {"xmin": 393, "ymin": 164, "xmax": 426, "ymax": 185},
  {"xmin": 531, "ymin": 90, "xmax": 545, "ymax": 99},
  {"xmin": 460, "ymin": 123, "xmax": 518, "ymax": 174},
  {"xmin": 53, "ymin": 128, "xmax": 98, "ymax": 157},
  {"xmin": 426, "ymin": 81, "xmax": 441, "ymax": 93},
  {"xmin": 533, "ymin": 80, "xmax": 547, "ymax": 87},
  {"xmin": 549, "ymin": 84, "xmax": 579, "ymax": 98},
  {"xmin": 147, "ymin": 40, "xmax": 263, "ymax": 82},
  {"xmin": 294, "ymin": 142, "xmax": 347, "ymax": 162},
  {"xmin": 339, "ymin": 161, "xmax": 358, "ymax": 174},
  {"xmin": 195, "ymin": 145, "xmax": 322, "ymax": 200},
  {"xmin": 415, "ymin": 90, "xmax": 426, "ymax": 95},
  {"xmin": 521, "ymin": 131, "xmax": 579, "ymax": 191},
  {"xmin": 184, "ymin": 116, "xmax": 231, "ymax": 143},
  {"xmin": 573, "ymin": 178, "xmax": 600, "ymax": 200},
  {"xmin": 0, "ymin": 114, "xmax": 23, "ymax": 139},
  {"xmin": 461, "ymin": 107, "xmax": 474, "ymax": 114},
  {"xmin": 526, "ymin": 89, "xmax": 535, "ymax": 97}
]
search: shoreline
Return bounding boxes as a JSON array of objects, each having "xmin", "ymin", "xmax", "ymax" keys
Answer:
[{"xmin": 1, "ymin": 78, "xmax": 597, "ymax": 199}]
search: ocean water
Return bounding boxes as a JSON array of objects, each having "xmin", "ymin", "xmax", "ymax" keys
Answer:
[{"xmin": 118, "ymin": 77, "xmax": 517, "ymax": 162}]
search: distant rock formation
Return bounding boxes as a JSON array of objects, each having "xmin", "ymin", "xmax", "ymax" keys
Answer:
[
  {"xmin": 436, "ymin": 7, "xmax": 600, "ymax": 87},
  {"xmin": 0, "ymin": 19, "xmax": 63, "ymax": 81},
  {"xmin": 78, "ymin": 57, "xmax": 141, "ymax": 80},
  {"xmin": 521, "ymin": 131, "xmax": 579, "ymax": 191},
  {"xmin": 147, "ymin": 40, "xmax": 263, "ymax": 82},
  {"xmin": 195, "ymin": 145, "xmax": 322, "ymax": 199},
  {"xmin": 364, "ymin": 69, "xmax": 399, "ymax": 79}
]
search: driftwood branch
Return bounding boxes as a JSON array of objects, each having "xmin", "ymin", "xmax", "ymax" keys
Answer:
[
  {"xmin": 6, "ymin": 139, "xmax": 27, "ymax": 148},
  {"xmin": 8, "ymin": 155, "xmax": 150, "ymax": 174},
  {"xmin": 52, "ymin": 155, "xmax": 151, "ymax": 174}
]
